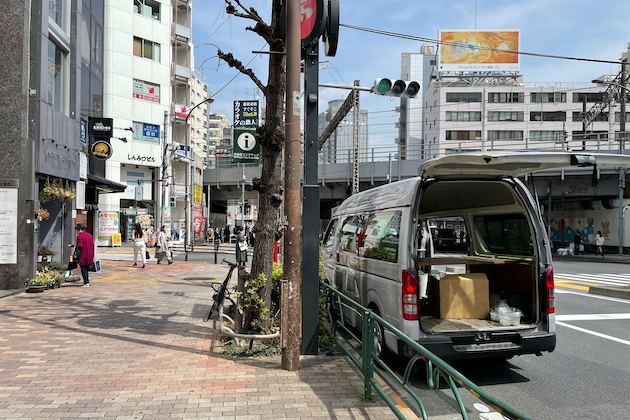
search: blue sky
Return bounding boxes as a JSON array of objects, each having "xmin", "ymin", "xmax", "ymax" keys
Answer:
[{"xmin": 193, "ymin": 0, "xmax": 630, "ymax": 147}]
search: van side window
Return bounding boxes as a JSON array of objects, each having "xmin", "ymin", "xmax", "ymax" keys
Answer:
[
  {"xmin": 323, "ymin": 219, "xmax": 338, "ymax": 248},
  {"xmin": 340, "ymin": 216, "xmax": 360, "ymax": 253},
  {"xmin": 360, "ymin": 211, "xmax": 401, "ymax": 263},
  {"xmin": 474, "ymin": 213, "xmax": 534, "ymax": 256}
]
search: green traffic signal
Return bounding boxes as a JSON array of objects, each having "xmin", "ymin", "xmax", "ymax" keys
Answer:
[{"xmin": 374, "ymin": 78, "xmax": 393, "ymax": 95}]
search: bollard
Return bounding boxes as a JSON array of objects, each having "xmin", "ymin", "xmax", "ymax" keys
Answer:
[
  {"xmin": 214, "ymin": 239, "xmax": 220, "ymax": 264},
  {"xmin": 361, "ymin": 311, "xmax": 374, "ymax": 400}
]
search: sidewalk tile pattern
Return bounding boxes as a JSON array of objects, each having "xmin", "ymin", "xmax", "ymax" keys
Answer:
[{"xmin": 0, "ymin": 261, "xmax": 392, "ymax": 419}]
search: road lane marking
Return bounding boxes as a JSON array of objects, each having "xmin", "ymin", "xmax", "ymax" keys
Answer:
[
  {"xmin": 555, "ymin": 280, "xmax": 589, "ymax": 292},
  {"xmin": 556, "ymin": 273, "xmax": 630, "ymax": 286},
  {"xmin": 556, "ymin": 321, "xmax": 630, "ymax": 347},
  {"xmin": 557, "ymin": 313, "xmax": 630, "ymax": 321},
  {"xmin": 556, "ymin": 290, "xmax": 630, "ymax": 304}
]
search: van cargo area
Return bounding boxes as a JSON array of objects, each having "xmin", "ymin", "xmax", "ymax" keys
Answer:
[{"xmin": 416, "ymin": 179, "xmax": 540, "ymax": 334}]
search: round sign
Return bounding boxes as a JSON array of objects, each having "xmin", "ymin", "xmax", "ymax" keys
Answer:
[
  {"xmin": 237, "ymin": 132, "xmax": 257, "ymax": 151},
  {"xmin": 301, "ymin": 0, "xmax": 326, "ymax": 48},
  {"xmin": 91, "ymin": 140, "xmax": 113, "ymax": 160}
]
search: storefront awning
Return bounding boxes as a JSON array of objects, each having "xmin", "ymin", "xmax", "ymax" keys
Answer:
[{"xmin": 87, "ymin": 174, "xmax": 127, "ymax": 194}]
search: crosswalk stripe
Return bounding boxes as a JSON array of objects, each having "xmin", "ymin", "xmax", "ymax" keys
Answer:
[{"xmin": 556, "ymin": 273, "xmax": 630, "ymax": 286}]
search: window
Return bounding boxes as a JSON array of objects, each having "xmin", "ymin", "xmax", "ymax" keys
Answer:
[
  {"xmin": 340, "ymin": 216, "xmax": 362, "ymax": 253},
  {"xmin": 49, "ymin": 0, "xmax": 66, "ymax": 30},
  {"xmin": 488, "ymin": 92, "xmax": 524, "ymax": 103},
  {"xmin": 572, "ymin": 131, "xmax": 607, "ymax": 141},
  {"xmin": 323, "ymin": 219, "xmax": 339, "ymax": 248},
  {"xmin": 446, "ymin": 130, "xmax": 481, "ymax": 141},
  {"xmin": 134, "ymin": 0, "xmax": 160, "ymax": 20},
  {"xmin": 530, "ymin": 111, "xmax": 566, "ymax": 122},
  {"xmin": 530, "ymin": 131, "xmax": 565, "ymax": 142},
  {"xmin": 573, "ymin": 92, "xmax": 604, "ymax": 103},
  {"xmin": 487, "ymin": 111, "xmax": 524, "ymax": 122},
  {"xmin": 614, "ymin": 112, "xmax": 630, "ymax": 123},
  {"xmin": 133, "ymin": 36, "xmax": 160, "ymax": 62},
  {"xmin": 530, "ymin": 92, "xmax": 566, "ymax": 103},
  {"xmin": 445, "ymin": 111, "xmax": 481, "ymax": 122},
  {"xmin": 445, "ymin": 92, "xmax": 482, "ymax": 103},
  {"xmin": 359, "ymin": 212, "xmax": 401, "ymax": 263},
  {"xmin": 488, "ymin": 130, "xmax": 523, "ymax": 141},
  {"xmin": 428, "ymin": 217, "xmax": 468, "ymax": 254},
  {"xmin": 474, "ymin": 214, "xmax": 533, "ymax": 256},
  {"xmin": 47, "ymin": 38, "xmax": 67, "ymax": 113},
  {"xmin": 572, "ymin": 111, "xmax": 608, "ymax": 122}
]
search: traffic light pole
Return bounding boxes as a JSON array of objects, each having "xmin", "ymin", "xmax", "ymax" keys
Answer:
[{"xmin": 301, "ymin": 42, "xmax": 320, "ymax": 355}]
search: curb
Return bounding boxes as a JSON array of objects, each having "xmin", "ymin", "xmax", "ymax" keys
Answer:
[{"xmin": 589, "ymin": 285, "xmax": 630, "ymax": 300}]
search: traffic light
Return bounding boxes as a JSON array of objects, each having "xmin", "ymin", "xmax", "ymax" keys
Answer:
[
  {"xmin": 373, "ymin": 78, "xmax": 420, "ymax": 98},
  {"xmin": 170, "ymin": 196, "xmax": 176, "ymax": 208}
]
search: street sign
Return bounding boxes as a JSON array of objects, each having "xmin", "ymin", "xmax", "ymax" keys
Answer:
[
  {"xmin": 88, "ymin": 117, "xmax": 114, "ymax": 138},
  {"xmin": 232, "ymin": 128, "xmax": 259, "ymax": 163},
  {"xmin": 233, "ymin": 100, "xmax": 259, "ymax": 128}
]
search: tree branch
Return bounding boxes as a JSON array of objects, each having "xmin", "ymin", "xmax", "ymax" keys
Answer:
[
  {"xmin": 225, "ymin": 0, "xmax": 268, "ymax": 30},
  {"xmin": 217, "ymin": 49, "xmax": 267, "ymax": 94}
]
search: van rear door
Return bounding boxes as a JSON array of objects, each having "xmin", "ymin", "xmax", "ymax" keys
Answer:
[{"xmin": 418, "ymin": 152, "xmax": 630, "ymax": 178}]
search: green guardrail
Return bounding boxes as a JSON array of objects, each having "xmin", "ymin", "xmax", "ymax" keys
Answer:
[{"xmin": 320, "ymin": 281, "xmax": 531, "ymax": 420}]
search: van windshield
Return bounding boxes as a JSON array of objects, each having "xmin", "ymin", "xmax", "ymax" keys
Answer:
[{"xmin": 473, "ymin": 214, "xmax": 534, "ymax": 256}]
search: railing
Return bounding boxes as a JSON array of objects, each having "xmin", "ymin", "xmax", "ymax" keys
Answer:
[
  {"xmin": 206, "ymin": 134, "xmax": 629, "ymax": 170},
  {"xmin": 320, "ymin": 281, "xmax": 530, "ymax": 420}
]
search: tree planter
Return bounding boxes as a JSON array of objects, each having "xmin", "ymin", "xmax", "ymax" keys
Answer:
[{"xmin": 26, "ymin": 286, "xmax": 46, "ymax": 293}]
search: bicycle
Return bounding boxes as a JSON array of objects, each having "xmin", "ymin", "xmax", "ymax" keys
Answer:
[{"xmin": 205, "ymin": 259, "xmax": 238, "ymax": 321}]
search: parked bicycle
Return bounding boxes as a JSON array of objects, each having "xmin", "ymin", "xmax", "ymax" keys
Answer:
[{"xmin": 205, "ymin": 259, "xmax": 238, "ymax": 321}]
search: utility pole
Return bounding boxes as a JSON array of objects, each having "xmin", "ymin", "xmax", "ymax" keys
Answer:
[
  {"xmin": 240, "ymin": 163, "xmax": 245, "ymax": 227},
  {"xmin": 618, "ymin": 56, "xmax": 628, "ymax": 255},
  {"xmin": 158, "ymin": 110, "xmax": 169, "ymax": 230},
  {"xmin": 282, "ymin": 0, "xmax": 301, "ymax": 371},
  {"xmin": 352, "ymin": 80, "xmax": 360, "ymax": 194},
  {"xmin": 582, "ymin": 97, "xmax": 587, "ymax": 150},
  {"xmin": 481, "ymin": 87, "xmax": 487, "ymax": 152}
]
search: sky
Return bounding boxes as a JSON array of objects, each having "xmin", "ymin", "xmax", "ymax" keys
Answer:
[{"xmin": 192, "ymin": 0, "xmax": 630, "ymax": 148}]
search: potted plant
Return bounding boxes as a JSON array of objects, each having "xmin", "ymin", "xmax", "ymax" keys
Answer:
[
  {"xmin": 37, "ymin": 246, "xmax": 56, "ymax": 262},
  {"xmin": 35, "ymin": 208, "xmax": 50, "ymax": 221},
  {"xmin": 27, "ymin": 271, "xmax": 52, "ymax": 293}
]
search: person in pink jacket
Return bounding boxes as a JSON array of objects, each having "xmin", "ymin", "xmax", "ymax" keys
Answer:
[{"xmin": 75, "ymin": 224, "xmax": 95, "ymax": 287}]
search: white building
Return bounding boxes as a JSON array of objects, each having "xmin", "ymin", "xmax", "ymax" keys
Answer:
[
  {"xmin": 398, "ymin": 46, "xmax": 435, "ymax": 160},
  {"xmin": 319, "ymin": 100, "xmax": 369, "ymax": 163},
  {"xmin": 101, "ymin": 0, "xmax": 176, "ymax": 244},
  {"xmin": 423, "ymin": 71, "xmax": 626, "ymax": 159},
  {"xmin": 190, "ymin": 74, "xmax": 209, "ymax": 159},
  {"xmin": 208, "ymin": 113, "xmax": 230, "ymax": 165}
]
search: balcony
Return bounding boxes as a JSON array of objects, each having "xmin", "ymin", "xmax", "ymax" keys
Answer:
[
  {"xmin": 172, "ymin": 22, "xmax": 191, "ymax": 42},
  {"xmin": 171, "ymin": 62, "xmax": 191, "ymax": 83}
]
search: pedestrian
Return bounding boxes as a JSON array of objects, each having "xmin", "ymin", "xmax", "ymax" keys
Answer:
[
  {"xmin": 573, "ymin": 229, "xmax": 582, "ymax": 255},
  {"xmin": 171, "ymin": 226, "xmax": 179, "ymax": 241},
  {"xmin": 236, "ymin": 226, "xmax": 248, "ymax": 267},
  {"xmin": 156, "ymin": 225, "xmax": 173, "ymax": 265},
  {"xmin": 75, "ymin": 224, "xmax": 95, "ymax": 287},
  {"xmin": 595, "ymin": 230, "xmax": 605, "ymax": 258},
  {"xmin": 132, "ymin": 223, "xmax": 147, "ymax": 268},
  {"xmin": 248, "ymin": 229, "xmax": 255, "ymax": 247}
]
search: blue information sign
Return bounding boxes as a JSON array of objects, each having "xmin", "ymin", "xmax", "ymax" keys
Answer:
[{"xmin": 142, "ymin": 123, "xmax": 160, "ymax": 140}]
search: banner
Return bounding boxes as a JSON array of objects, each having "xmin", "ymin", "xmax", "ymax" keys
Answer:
[
  {"xmin": 439, "ymin": 30, "xmax": 520, "ymax": 72},
  {"xmin": 194, "ymin": 185, "xmax": 203, "ymax": 204}
]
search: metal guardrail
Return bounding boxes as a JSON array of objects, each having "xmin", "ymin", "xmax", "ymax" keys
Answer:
[{"xmin": 320, "ymin": 281, "xmax": 530, "ymax": 420}]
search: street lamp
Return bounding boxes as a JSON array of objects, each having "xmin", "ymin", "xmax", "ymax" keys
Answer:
[{"xmin": 183, "ymin": 96, "xmax": 214, "ymax": 261}]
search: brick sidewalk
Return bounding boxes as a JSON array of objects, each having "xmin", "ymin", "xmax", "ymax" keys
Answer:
[{"xmin": 0, "ymin": 261, "xmax": 392, "ymax": 420}]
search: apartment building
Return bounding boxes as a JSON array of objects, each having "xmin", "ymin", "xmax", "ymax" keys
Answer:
[
  {"xmin": 423, "ymin": 80, "xmax": 625, "ymax": 159},
  {"xmin": 208, "ymin": 113, "xmax": 231, "ymax": 164}
]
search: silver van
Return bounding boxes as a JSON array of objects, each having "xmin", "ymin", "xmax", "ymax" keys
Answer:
[{"xmin": 322, "ymin": 152, "xmax": 630, "ymax": 360}]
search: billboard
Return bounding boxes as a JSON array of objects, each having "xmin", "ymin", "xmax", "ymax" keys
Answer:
[
  {"xmin": 439, "ymin": 30, "xmax": 519, "ymax": 72},
  {"xmin": 233, "ymin": 100, "xmax": 259, "ymax": 128}
]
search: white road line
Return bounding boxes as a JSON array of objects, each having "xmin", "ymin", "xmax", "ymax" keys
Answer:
[
  {"xmin": 556, "ymin": 321, "xmax": 630, "ymax": 347},
  {"xmin": 556, "ymin": 289, "xmax": 630, "ymax": 304},
  {"xmin": 556, "ymin": 273, "xmax": 630, "ymax": 283},
  {"xmin": 556, "ymin": 313, "xmax": 630, "ymax": 321}
]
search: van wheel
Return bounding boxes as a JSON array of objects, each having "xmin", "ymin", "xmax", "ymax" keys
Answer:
[{"xmin": 369, "ymin": 306, "xmax": 388, "ymax": 359}]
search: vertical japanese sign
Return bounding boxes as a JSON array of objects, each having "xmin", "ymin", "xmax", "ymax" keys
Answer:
[
  {"xmin": 233, "ymin": 100, "xmax": 260, "ymax": 163},
  {"xmin": 0, "ymin": 186, "xmax": 18, "ymax": 264}
]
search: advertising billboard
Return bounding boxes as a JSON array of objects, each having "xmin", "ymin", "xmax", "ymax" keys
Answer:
[
  {"xmin": 233, "ymin": 100, "xmax": 259, "ymax": 128},
  {"xmin": 438, "ymin": 30, "xmax": 519, "ymax": 72},
  {"xmin": 132, "ymin": 79, "xmax": 160, "ymax": 103}
]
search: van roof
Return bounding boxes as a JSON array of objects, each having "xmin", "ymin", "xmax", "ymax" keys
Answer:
[{"xmin": 332, "ymin": 177, "xmax": 422, "ymax": 216}]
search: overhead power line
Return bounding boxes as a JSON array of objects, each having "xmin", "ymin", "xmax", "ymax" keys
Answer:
[{"xmin": 340, "ymin": 23, "xmax": 624, "ymax": 65}]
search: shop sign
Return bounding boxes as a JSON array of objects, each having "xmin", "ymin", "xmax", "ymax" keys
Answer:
[
  {"xmin": 88, "ymin": 117, "xmax": 114, "ymax": 138},
  {"xmin": 132, "ymin": 79, "xmax": 160, "ymax": 103},
  {"xmin": 97, "ymin": 211, "xmax": 119, "ymax": 238},
  {"xmin": 127, "ymin": 154, "xmax": 157, "ymax": 164},
  {"xmin": 233, "ymin": 100, "xmax": 259, "ymax": 127},
  {"xmin": 175, "ymin": 104, "xmax": 190, "ymax": 119},
  {"xmin": 0, "ymin": 186, "xmax": 18, "ymax": 264},
  {"xmin": 232, "ymin": 128, "xmax": 259, "ymax": 163},
  {"xmin": 80, "ymin": 119, "xmax": 88, "ymax": 145},
  {"xmin": 132, "ymin": 122, "xmax": 160, "ymax": 142},
  {"xmin": 91, "ymin": 140, "xmax": 113, "ymax": 160},
  {"xmin": 194, "ymin": 185, "xmax": 203, "ymax": 204},
  {"xmin": 79, "ymin": 153, "xmax": 88, "ymax": 179}
]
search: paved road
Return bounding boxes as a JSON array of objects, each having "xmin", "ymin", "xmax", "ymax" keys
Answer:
[
  {"xmin": 398, "ymin": 261, "xmax": 630, "ymax": 419},
  {"xmin": 554, "ymin": 260, "xmax": 630, "ymax": 287}
]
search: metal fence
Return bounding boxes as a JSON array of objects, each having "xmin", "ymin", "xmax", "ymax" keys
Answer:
[{"xmin": 321, "ymin": 281, "xmax": 530, "ymax": 420}]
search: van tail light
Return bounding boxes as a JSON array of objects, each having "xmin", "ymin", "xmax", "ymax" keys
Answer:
[
  {"xmin": 402, "ymin": 270, "xmax": 418, "ymax": 320},
  {"xmin": 545, "ymin": 266, "xmax": 555, "ymax": 315}
]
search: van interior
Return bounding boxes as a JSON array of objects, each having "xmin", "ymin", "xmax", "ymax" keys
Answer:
[{"xmin": 415, "ymin": 180, "xmax": 539, "ymax": 334}]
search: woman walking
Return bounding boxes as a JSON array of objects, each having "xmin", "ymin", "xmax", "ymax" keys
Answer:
[
  {"xmin": 595, "ymin": 231, "xmax": 605, "ymax": 258},
  {"xmin": 132, "ymin": 223, "xmax": 146, "ymax": 268},
  {"xmin": 156, "ymin": 225, "xmax": 173, "ymax": 265}
]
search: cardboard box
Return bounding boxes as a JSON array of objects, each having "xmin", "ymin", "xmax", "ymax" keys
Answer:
[{"xmin": 439, "ymin": 273, "xmax": 490, "ymax": 319}]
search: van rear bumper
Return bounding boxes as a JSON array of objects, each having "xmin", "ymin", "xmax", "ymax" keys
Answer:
[{"xmin": 407, "ymin": 331, "xmax": 556, "ymax": 360}]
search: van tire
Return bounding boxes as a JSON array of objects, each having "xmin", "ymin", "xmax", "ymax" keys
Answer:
[{"xmin": 368, "ymin": 305, "xmax": 389, "ymax": 359}]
